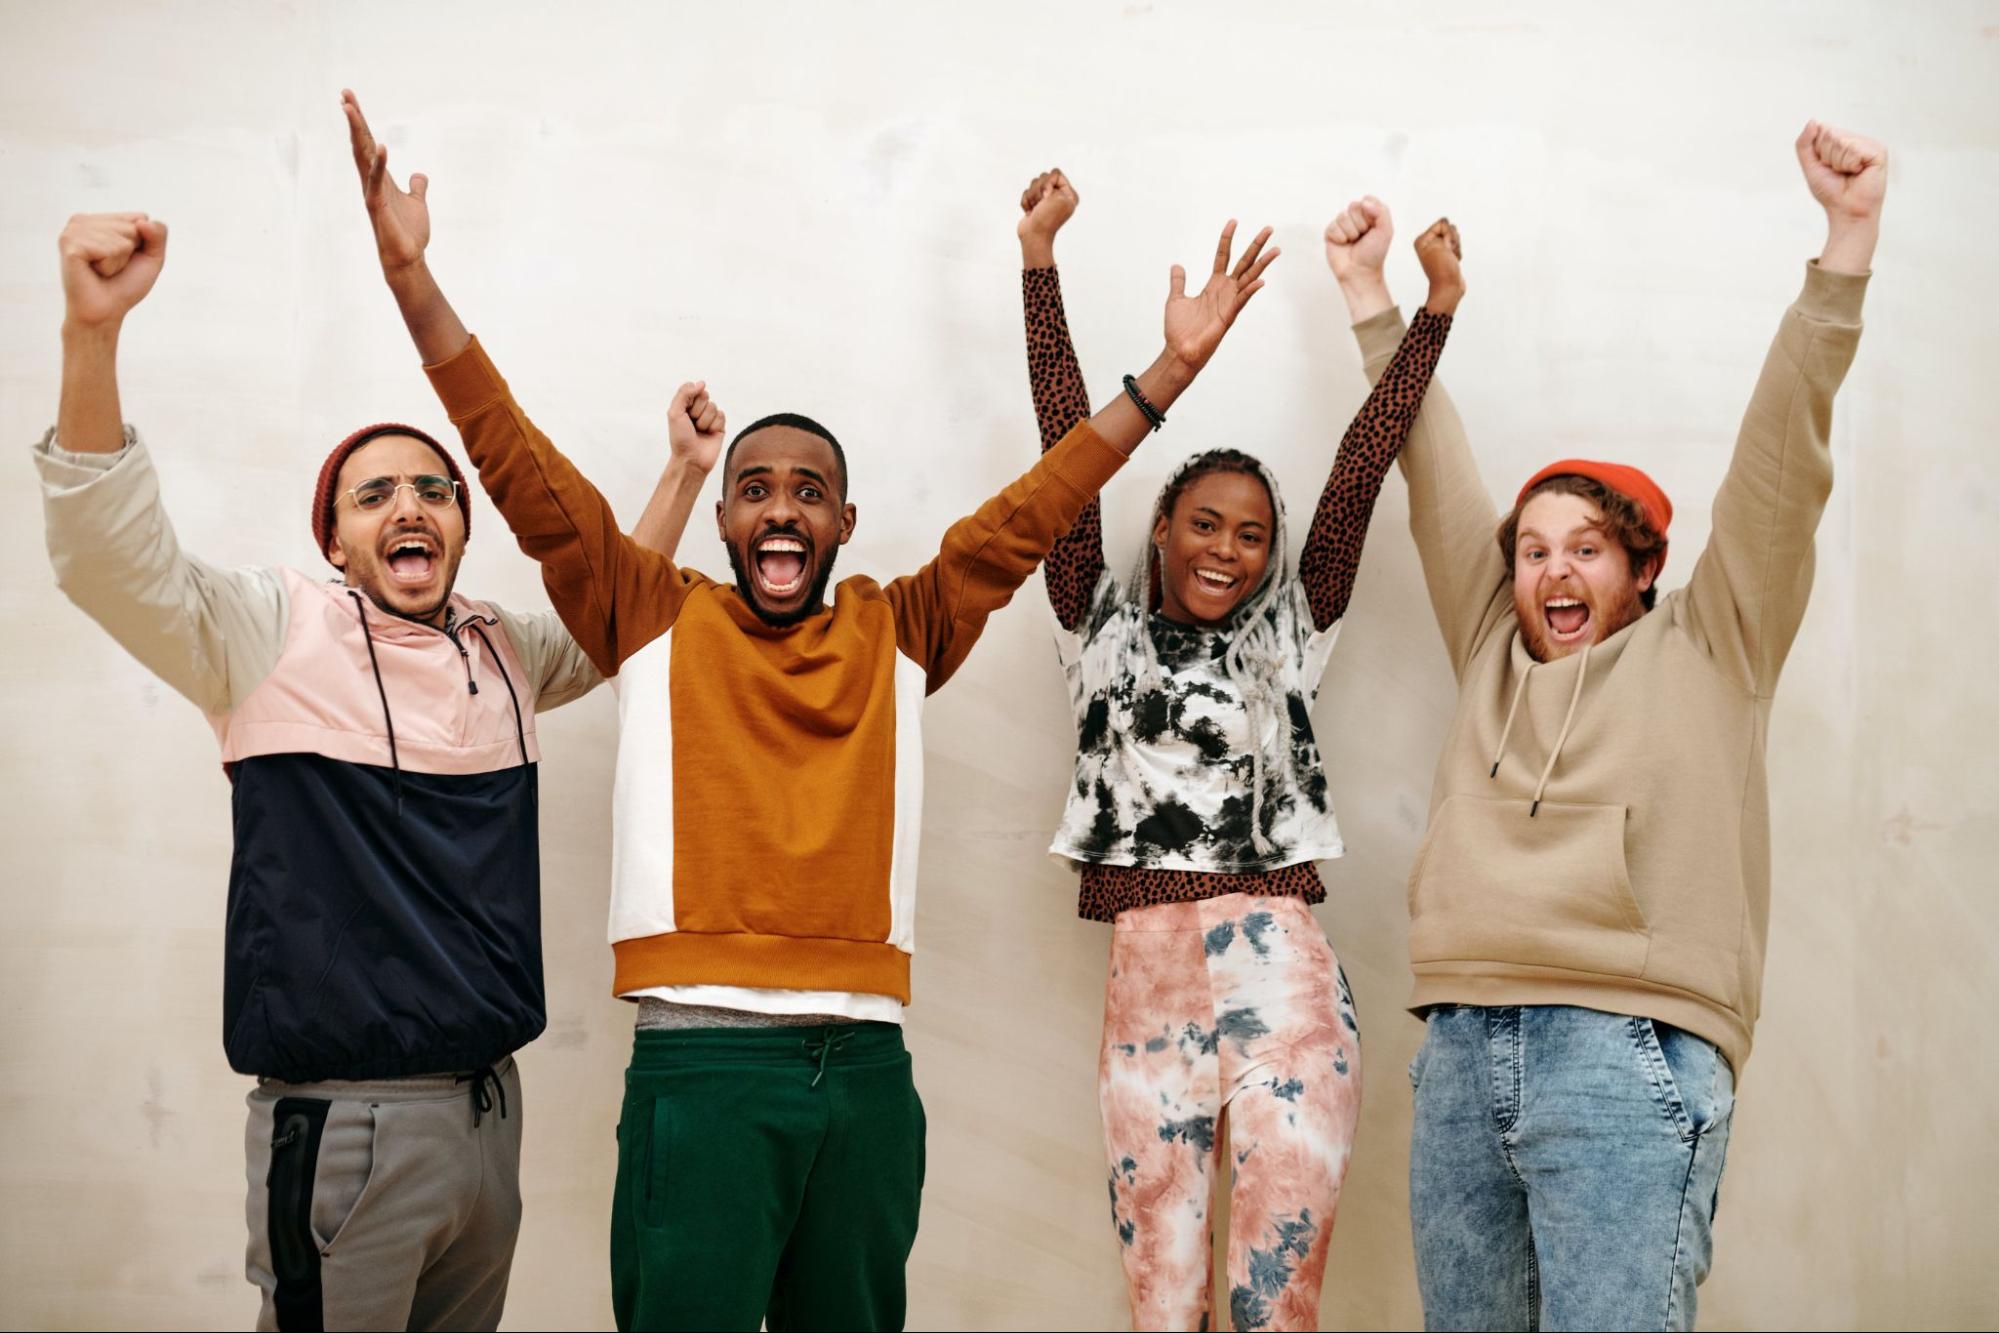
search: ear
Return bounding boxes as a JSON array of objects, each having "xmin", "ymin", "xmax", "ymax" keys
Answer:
[
  {"xmin": 714, "ymin": 497, "xmax": 727, "ymax": 543},
  {"xmin": 326, "ymin": 533, "xmax": 348, "ymax": 572},
  {"xmin": 838, "ymin": 501, "xmax": 858, "ymax": 545},
  {"xmin": 1636, "ymin": 554, "xmax": 1661, "ymax": 593},
  {"xmin": 1152, "ymin": 512, "xmax": 1170, "ymax": 549}
]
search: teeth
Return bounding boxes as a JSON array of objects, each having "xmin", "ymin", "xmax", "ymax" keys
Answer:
[
  {"xmin": 759, "ymin": 536, "xmax": 805, "ymax": 553},
  {"xmin": 1194, "ymin": 570, "xmax": 1237, "ymax": 588},
  {"xmin": 1545, "ymin": 597, "xmax": 1583, "ymax": 608}
]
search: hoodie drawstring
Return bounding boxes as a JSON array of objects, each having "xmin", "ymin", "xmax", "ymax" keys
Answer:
[
  {"xmin": 1531, "ymin": 642, "xmax": 1591, "ymax": 816},
  {"xmin": 1488, "ymin": 642, "xmax": 1593, "ymax": 817},
  {"xmin": 1491, "ymin": 665, "xmax": 1532, "ymax": 780},
  {"xmin": 348, "ymin": 592, "xmax": 404, "ymax": 813}
]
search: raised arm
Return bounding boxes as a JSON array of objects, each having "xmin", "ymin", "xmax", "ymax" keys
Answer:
[
  {"xmin": 343, "ymin": 90, "xmax": 695, "ymax": 674},
  {"xmin": 1299, "ymin": 217, "xmax": 1463, "ymax": 630},
  {"xmin": 40, "ymin": 212, "xmax": 287, "ymax": 713},
  {"xmin": 630, "ymin": 381, "xmax": 725, "ymax": 555},
  {"xmin": 1682, "ymin": 122, "xmax": 1880, "ymax": 692},
  {"xmin": 1017, "ymin": 168, "xmax": 1104, "ymax": 630},
  {"xmin": 890, "ymin": 220, "xmax": 1279, "ymax": 688},
  {"xmin": 1329, "ymin": 197, "xmax": 1506, "ymax": 676}
]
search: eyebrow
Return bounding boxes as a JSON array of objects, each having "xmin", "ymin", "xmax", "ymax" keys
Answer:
[
  {"xmin": 1518, "ymin": 525, "xmax": 1607, "ymax": 543},
  {"xmin": 1193, "ymin": 505, "xmax": 1266, "ymax": 528},
  {"xmin": 737, "ymin": 463, "xmax": 831, "ymax": 488}
]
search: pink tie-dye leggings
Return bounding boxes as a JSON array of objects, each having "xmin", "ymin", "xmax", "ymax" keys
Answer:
[{"xmin": 1100, "ymin": 894, "xmax": 1362, "ymax": 1332}]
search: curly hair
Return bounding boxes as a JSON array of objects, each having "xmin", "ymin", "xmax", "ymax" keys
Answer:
[{"xmin": 1497, "ymin": 473, "xmax": 1667, "ymax": 610}]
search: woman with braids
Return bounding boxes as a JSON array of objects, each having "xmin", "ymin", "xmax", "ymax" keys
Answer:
[{"xmin": 1016, "ymin": 171, "xmax": 1463, "ymax": 1332}]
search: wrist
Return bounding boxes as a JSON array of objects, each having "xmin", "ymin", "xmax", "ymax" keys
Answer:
[
  {"xmin": 382, "ymin": 255, "xmax": 435, "ymax": 293},
  {"xmin": 61, "ymin": 316, "xmax": 122, "ymax": 349},
  {"xmin": 1422, "ymin": 279, "xmax": 1465, "ymax": 317},
  {"xmin": 1819, "ymin": 214, "xmax": 1879, "ymax": 274},
  {"xmin": 1144, "ymin": 347, "xmax": 1199, "ymax": 405},
  {"xmin": 1020, "ymin": 234, "xmax": 1056, "ymax": 269},
  {"xmin": 1336, "ymin": 271, "xmax": 1393, "ymax": 321}
]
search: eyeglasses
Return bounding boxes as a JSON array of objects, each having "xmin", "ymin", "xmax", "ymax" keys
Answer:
[{"xmin": 339, "ymin": 475, "xmax": 461, "ymax": 512}]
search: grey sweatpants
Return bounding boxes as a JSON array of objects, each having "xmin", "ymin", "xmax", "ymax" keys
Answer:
[{"xmin": 243, "ymin": 1058, "xmax": 524, "ymax": 1331}]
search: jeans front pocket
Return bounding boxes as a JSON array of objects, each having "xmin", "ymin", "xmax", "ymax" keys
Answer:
[{"xmin": 1631, "ymin": 1017, "xmax": 1733, "ymax": 1143}]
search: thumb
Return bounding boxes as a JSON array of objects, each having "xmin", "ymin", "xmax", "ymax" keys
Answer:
[
  {"xmin": 668, "ymin": 381, "xmax": 699, "ymax": 418},
  {"xmin": 138, "ymin": 218, "xmax": 169, "ymax": 260},
  {"xmin": 409, "ymin": 172, "xmax": 429, "ymax": 201},
  {"xmin": 1169, "ymin": 263, "xmax": 1186, "ymax": 300}
]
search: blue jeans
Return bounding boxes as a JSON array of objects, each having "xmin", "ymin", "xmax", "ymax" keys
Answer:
[{"xmin": 1408, "ymin": 1005, "xmax": 1734, "ymax": 1331}]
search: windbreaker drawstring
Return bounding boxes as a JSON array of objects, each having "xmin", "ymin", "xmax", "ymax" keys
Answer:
[{"xmin": 348, "ymin": 592, "xmax": 404, "ymax": 813}]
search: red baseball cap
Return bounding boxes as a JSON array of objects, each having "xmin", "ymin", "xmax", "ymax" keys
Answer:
[
  {"xmin": 1517, "ymin": 459, "xmax": 1672, "ymax": 573},
  {"xmin": 311, "ymin": 422, "xmax": 470, "ymax": 562}
]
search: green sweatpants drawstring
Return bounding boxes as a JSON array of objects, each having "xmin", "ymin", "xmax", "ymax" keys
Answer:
[{"xmin": 802, "ymin": 1028, "xmax": 855, "ymax": 1088}]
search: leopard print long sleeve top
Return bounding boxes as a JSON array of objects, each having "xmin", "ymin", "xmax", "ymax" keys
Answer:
[{"xmin": 1023, "ymin": 265, "xmax": 1450, "ymax": 921}]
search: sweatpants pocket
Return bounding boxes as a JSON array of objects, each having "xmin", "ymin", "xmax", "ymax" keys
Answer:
[
  {"xmin": 265, "ymin": 1097, "xmax": 330, "ymax": 1329},
  {"xmin": 643, "ymin": 1097, "xmax": 673, "ymax": 1229}
]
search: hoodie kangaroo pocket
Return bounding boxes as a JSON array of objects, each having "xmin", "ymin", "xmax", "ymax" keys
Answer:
[{"xmin": 1407, "ymin": 795, "xmax": 1650, "ymax": 977}]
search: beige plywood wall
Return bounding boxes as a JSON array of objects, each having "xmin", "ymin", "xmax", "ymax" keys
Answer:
[{"xmin": 2, "ymin": 2, "xmax": 1994, "ymax": 1328}]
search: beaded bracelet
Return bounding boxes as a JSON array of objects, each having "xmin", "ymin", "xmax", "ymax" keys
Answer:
[{"xmin": 1121, "ymin": 374, "xmax": 1166, "ymax": 431}]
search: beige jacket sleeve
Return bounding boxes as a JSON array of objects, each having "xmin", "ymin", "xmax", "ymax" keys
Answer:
[
  {"xmin": 1354, "ymin": 308, "xmax": 1510, "ymax": 679},
  {"xmin": 487, "ymin": 604, "xmax": 603, "ymax": 712},
  {"xmin": 1681, "ymin": 261, "xmax": 1868, "ymax": 694},
  {"xmin": 36, "ymin": 428, "xmax": 288, "ymax": 715}
]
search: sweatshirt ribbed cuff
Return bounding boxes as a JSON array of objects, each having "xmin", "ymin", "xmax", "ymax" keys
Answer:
[
  {"xmin": 1045, "ymin": 418, "xmax": 1128, "ymax": 496},
  {"xmin": 1352, "ymin": 305, "xmax": 1409, "ymax": 370},
  {"xmin": 423, "ymin": 336, "xmax": 508, "ymax": 421},
  {"xmin": 1798, "ymin": 258, "xmax": 1869, "ymax": 325}
]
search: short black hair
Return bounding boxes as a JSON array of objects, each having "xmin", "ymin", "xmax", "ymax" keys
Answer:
[{"xmin": 725, "ymin": 412, "xmax": 848, "ymax": 498}]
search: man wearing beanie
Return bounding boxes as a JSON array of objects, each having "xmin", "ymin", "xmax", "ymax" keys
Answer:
[
  {"xmin": 1324, "ymin": 121, "xmax": 1885, "ymax": 1329},
  {"xmin": 35, "ymin": 210, "xmax": 716, "ymax": 1330}
]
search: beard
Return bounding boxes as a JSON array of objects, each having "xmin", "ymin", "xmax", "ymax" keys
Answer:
[
  {"xmin": 726, "ymin": 540, "xmax": 840, "ymax": 628},
  {"xmin": 1517, "ymin": 582, "xmax": 1648, "ymax": 662}
]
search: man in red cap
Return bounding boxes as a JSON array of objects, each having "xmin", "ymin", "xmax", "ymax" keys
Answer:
[
  {"xmin": 1324, "ymin": 120, "xmax": 1885, "ymax": 1329},
  {"xmin": 35, "ymin": 211, "xmax": 713, "ymax": 1330}
]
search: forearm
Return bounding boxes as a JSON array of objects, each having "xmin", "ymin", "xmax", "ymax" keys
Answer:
[
  {"xmin": 1819, "ymin": 216, "xmax": 1878, "ymax": 276},
  {"xmin": 383, "ymin": 259, "xmax": 472, "ymax": 365},
  {"xmin": 1334, "ymin": 272, "xmax": 1395, "ymax": 325},
  {"xmin": 57, "ymin": 323, "xmax": 127, "ymax": 453},
  {"xmin": 1301, "ymin": 309, "xmax": 1452, "ymax": 627},
  {"xmin": 1087, "ymin": 349, "xmax": 1195, "ymax": 457},
  {"xmin": 630, "ymin": 457, "xmax": 711, "ymax": 555}
]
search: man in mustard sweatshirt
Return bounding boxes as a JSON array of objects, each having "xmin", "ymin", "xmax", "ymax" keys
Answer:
[
  {"xmin": 1324, "ymin": 122, "xmax": 1884, "ymax": 1329},
  {"xmin": 340, "ymin": 92, "xmax": 1277, "ymax": 1330}
]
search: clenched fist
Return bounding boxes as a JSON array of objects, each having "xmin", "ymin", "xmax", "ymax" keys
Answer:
[
  {"xmin": 59, "ymin": 212, "xmax": 168, "ymax": 329},
  {"xmin": 1413, "ymin": 217, "xmax": 1465, "ymax": 316},
  {"xmin": 1324, "ymin": 196, "xmax": 1391, "ymax": 285}
]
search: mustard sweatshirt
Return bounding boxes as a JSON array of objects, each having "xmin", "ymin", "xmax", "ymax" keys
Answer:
[
  {"xmin": 425, "ymin": 338, "xmax": 1127, "ymax": 1006},
  {"xmin": 1354, "ymin": 261, "xmax": 1868, "ymax": 1075}
]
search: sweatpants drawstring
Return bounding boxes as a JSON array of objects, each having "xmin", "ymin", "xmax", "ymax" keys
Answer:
[
  {"xmin": 458, "ymin": 1064, "xmax": 508, "ymax": 1126},
  {"xmin": 802, "ymin": 1029, "xmax": 854, "ymax": 1088}
]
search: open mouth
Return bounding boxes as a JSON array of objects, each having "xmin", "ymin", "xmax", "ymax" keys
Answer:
[
  {"xmin": 752, "ymin": 534, "xmax": 809, "ymax": 600},
  {"xmin": 1544, "ymin": 595, "xmax": 1592, "ymax": 643},
  {"xmin": 383, "ymin": 534, "xmax": 438, "ymax": 586},
  {"xmin": 1190, "ymin": 567, "xmax": 1240, "ymax": 599}
]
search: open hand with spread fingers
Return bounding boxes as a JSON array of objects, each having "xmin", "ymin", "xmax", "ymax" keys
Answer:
[
  {"xmin": 342, "ymin": 88, "xmax": 430, "ymax": 276},
  {"xmin": 1163, "ymin": 221, "xmax": 1280, "ymax": 375}
]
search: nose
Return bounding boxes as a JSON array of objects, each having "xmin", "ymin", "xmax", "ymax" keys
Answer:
[
  {"xmin": 762, "ymin": 493, "xmax": 801, "ymax": 527},
  {"xmin": 1212, "ymin": 529, "xmax": 1239, "ymax": 562},
  {"xmin": 386, "ymin": 482, "xmax": 425, "ymax": 525}
]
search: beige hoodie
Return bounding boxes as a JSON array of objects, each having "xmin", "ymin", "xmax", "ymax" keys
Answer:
[{"xmin": 1353, "ymin": 261, "xmax": 1867, "ymax": 1075}]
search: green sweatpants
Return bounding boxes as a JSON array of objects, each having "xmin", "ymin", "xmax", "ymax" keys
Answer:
[{"xmin": 610, "ymin": 1022, "xmax": 926, "ymax": 1331}]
